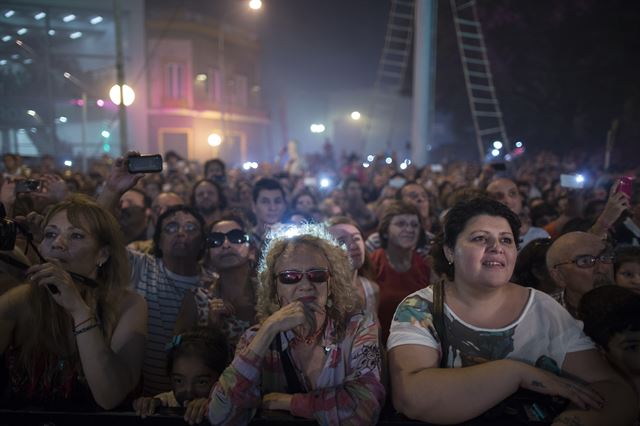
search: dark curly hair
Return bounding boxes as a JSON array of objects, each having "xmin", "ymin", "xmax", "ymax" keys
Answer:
[
  {"xmin": 431, "ymin": 197, "xmax": 521, "ymax": 281},
  {"xmin": 578, "ymin": 286, "xmax": 640, "ymax": 350},
  {"xmin": 190, "ymin": 178, "xmax": 227, "ymax": 211}
]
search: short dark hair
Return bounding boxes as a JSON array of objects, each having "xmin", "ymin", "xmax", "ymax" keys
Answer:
[
  {"xmin": 614, "ymin": 245, "xmax": 640, "ymax": 276},
  {"xmin": 377, "ymin": 201, "xmax": 423, "ymax": 249},
  {"xmin": 252, "ymin": 177, "xmax": 285, "ymax": 203},
  {"xmin": 126, "ymin": 187, "xmax": 151, "ymax": 209},
  {"xmin": 204, "ymin": 158, "xmax": 226, "ymax": 177},
  {"xmin": 579, "ymin": 286, "xmax": 640, "ymax": 350},
  {"xmin": 152, "ymin": 205, "xmax": 205, "ymax": 259},
  {"xmin": 291, "ymin": 190, "xmax": 317, "ymax": 210},
  {"xmin": 190, "ymin": 178, "xmax": 228, "ymax": 211},
  {"xmin": 512, "ymin": 238, "xmax": 552, "ymax": 289},
  {"xmin": 166, "ymin": 326, "xmax": 230, "ymax": 376},
  {"xmin": 431, "ymin": 197, "xmax": 521, "ymax": 281}
]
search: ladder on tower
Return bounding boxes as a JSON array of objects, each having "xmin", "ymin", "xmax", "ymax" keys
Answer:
[
  {"xmin": 364, "ymin": 0, "xmax": 414, "ymax": 155},
  {"xmin": 450, "ymin": 0, "xmax": 509, "ymax": 161}
]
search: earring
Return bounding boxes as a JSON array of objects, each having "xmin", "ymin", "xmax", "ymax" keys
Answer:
[{"xmin": 447, "ymin": 260, "xmax": 453, "ymax": 266}]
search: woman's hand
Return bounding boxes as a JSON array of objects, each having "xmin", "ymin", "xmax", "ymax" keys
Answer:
[
  {"xmin": 207, "ymin": 297, "xmax": 235, "ymax": 324},
  {"xmin": 184, "ymin": 398, "xmax": 209, "ymax": 425},
  {"xmin": 261, "ymin": 392, "xmax": 293, "ymax": 412},
  {"xmin": 263, "ymin": 301, "xmax": 320, "ymax": 337},
  {"xmin": 133, "ymin": 396, "xmax": 161, "ymax": 418},
  {"xmin": 519, "ymin": 364, "xmax": 604, "ymax": 411},
  {"xmin": 597, "ymin": 181, "xmax": 630, "ymax": 228},
  {"xmin": 26, "ymin": 260, "xmax": 90, "ymax": 318},
  {"xmin": 30, "ymin": 174, "xmax": 68, "ymax": 205},
  {"xmin": 13, "ymin": 211, "xmax": 45, "ymax": 243}
]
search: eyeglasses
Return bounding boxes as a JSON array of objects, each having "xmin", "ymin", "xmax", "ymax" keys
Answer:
[
  {"xmin": 163, "ymin": 221, "xmax": 200, "ymax": 235},
  {"xmin": 207, "ymin": 229, "xmax": 249, "ymax": 248},
  {"xmin": 274, "ymin": 268, "xmax": 330, "ymax": 285},
  {"xmin": 553, "ymin": 253, "xmax": 615, "ymax": 269}
]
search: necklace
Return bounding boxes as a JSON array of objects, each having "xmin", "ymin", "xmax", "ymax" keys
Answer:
[{"xmin": 290, "ymin": 317, "xmax": 327, "ymax": 346}]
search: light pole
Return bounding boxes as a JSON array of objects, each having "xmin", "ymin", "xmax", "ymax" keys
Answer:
[
  {"xmin": 63, "ymin": 72, "xmax": 89, "ymax": 173},
  {"xmin": 217, "ymin": 1, "xmax": 262, "ymax": 147}
]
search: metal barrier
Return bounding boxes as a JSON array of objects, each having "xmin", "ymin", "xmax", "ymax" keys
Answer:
[{"xmin": 0, "ymin": 407, "xmax": 540, "ymax": 425}]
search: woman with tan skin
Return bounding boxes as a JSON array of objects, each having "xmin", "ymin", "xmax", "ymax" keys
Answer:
[
  {"xmin": 174, "ymin": 214, "xmax": 257, "ymax": 354},
  {"xmin": 0, "ymin": 196, "xmax": 147, "ymax": 409},
  {"xmin": 327, "ymin": 216, "xmax": 379, "ymax": 316},
  {"xmin": 208, "ymin": 225, "xmax": 384, "ymax": 425},
  {"xmin": 388, "ymin": 197, "xmax": 637, "ymax": 425}
]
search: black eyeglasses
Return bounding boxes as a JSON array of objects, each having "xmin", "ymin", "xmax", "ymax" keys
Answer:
[
  {"xmin": 207, "ymin": 229, "xmax": 249, "ymax": 248},
  {"xmin": 553, "ymin": 253, "xmax": 615, "ymax": 269},
  {"xmin": 274, "ymin": 268, "xmax": 330, "ymax": 285}
]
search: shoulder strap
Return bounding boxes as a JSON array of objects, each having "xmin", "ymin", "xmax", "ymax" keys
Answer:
[
  {"xmin": 432, "ymin": 280, "xmax": 448, "ymax": 368},
  {"xmin": 276, "ymin": 334, "xmax": 305, "ymax": 394}
]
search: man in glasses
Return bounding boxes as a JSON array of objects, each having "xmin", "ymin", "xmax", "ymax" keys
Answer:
[
  {"xmin": 99, "ymin": 154, "xmax": 214, "ymax": 396},
  {"xmin": 546, "ymin": 231, "xmax": 615, "ymax": 318}
]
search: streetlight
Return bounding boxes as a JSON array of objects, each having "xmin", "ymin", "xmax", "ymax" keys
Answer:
[
  {"xmin": 208, "ymin": 133, "xmax": 222, "ymax": 147},
  {"xmin": 249, "ymin": 0, "xmax": 262, "ymax": 10},
  {"xmin": 350, "ymin": 111, "xmax": 361, "ymax": 120},
  {"xmin": 109, "ymin": 84, "xmax": 135, "ymax": 106}
]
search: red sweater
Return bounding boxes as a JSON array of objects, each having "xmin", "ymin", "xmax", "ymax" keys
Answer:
[{"xmin": 370, "ymin": 248, "xmax": 430, "ymax": 344}]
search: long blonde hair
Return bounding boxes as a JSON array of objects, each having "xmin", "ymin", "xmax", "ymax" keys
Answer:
[
  {"xmin": 19, "ymin": 195, "xmax": 130, "ymax": 374},
  {"xmin": 256, "ymin": 224, "xmax": 356, "ymax": 341}
]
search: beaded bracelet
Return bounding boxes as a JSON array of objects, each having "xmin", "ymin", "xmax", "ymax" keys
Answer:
[{"xmin": 73, "ymin": 322, "xmax": 101, "ymax": 336}]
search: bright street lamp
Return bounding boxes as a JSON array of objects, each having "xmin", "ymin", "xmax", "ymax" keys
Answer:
[
  {"xmin": 310, "ymin": 124, "xmax": 325, "ymax": 134},
  {"xmin": 109, "ymin": 84, "xmax": 135, "ymax": 106},
  {"xmin": 350, "ymin": 111, "xmax": 361, "ymax": 120},
  {"xmin": 208, "ymin": 133, "xmax": 222, "ymax": 147},
  {"xmin": 249, "ymin": 0, "xmax": 262, "ymax": 10}
]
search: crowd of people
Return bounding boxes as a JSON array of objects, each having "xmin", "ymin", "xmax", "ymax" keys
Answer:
[{"xmin": 0, "ymin": 148, "xmax": 638, "ymax": 425}]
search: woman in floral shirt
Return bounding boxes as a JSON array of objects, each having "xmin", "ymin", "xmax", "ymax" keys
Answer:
[{"xmin": 208, "ymin": 224, "xmax": 385, "ymax": 425}]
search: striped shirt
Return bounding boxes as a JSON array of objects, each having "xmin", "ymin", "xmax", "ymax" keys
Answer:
[{"xmin": 128, "ymin": 249, "xmax": 211, "ymax": 395}]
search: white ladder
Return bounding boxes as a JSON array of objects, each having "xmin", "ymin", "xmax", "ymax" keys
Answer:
[
  {"xmin": 364, "ymin": 0, "xmax": 415, "ymax": 155},
  {"xmin": 450, "ymin": 0, "xmax": 509, "ymax": 161}
]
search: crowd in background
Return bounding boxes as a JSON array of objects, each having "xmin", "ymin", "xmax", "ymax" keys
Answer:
[{"xmin": 0, "ymin": 146, "xmax": 638, "ymax": 425}]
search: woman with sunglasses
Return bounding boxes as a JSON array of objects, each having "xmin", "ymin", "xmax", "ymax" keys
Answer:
[
  {"xmin": 174, "ymin": 213, "xmax": 257, "ymax": 355},
  {"xmin": 208, "ymin": 224, "xmax": 384, "ymax": 425},
  {"xmin": 388, "ymin": 198, "xmax": 637, "ymax": 424}
]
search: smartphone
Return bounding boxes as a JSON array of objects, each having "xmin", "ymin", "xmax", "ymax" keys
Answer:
[
  {"xmin": 127, "ymin": 154, "xmax": 163, "ymax": 174},
  {"xmin": 560, "ymin": 174, "xmax": 585, "ymax": 189},
  {"xmin": 304, "ymin": 177, "xmax": 317, "ymax": 187},
  {"xmin": 617, "ymin": 176, "xmax": 634, "ymax": 197},
  {"xmin": 15, "ymin": 179, "xmax": 42, "ymax": 193},
  {"xmin": 430, "ymin": 164, "xmax": 444, "ymax": 173}
]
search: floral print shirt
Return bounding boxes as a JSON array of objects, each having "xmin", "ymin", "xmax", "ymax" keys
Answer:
[{"xmin": 208, "ymin": 313, "xmax": 385, "ymax": 425}]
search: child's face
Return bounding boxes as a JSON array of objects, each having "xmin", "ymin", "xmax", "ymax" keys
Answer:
[
  {"xmin": 615, "ymin": 261, "xmax": 640, "ymax": 295},
  {"xmin": 171, "ymin": 356, "xmax": 219, "ymax": 406},
  {"xmin": 607, "ymin": 330, "xmax": 640, "ymax": 377}
]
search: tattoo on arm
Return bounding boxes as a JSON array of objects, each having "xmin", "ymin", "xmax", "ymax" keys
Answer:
[
  {"xmin": 553, "ymin": 416, "xmax": 584, "ymax": 426},
  {"xmin": 531, "ymin": 380, "xmax": 546, "ymax": 389}
]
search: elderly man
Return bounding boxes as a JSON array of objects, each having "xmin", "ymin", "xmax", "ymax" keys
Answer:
[
  {"xmin": 546, "ymin": 231, "xmax": 614, "ymax": 318},
  {"xmin": 486, "ymin": 177, "xmax": 549, "ymax": 249}
]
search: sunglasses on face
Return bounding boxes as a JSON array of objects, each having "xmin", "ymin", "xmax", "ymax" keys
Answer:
[
  {"xmin": 274, "ymin": 268, "xmax": 330, "ymax": 285},
  {"xmin": 207, "ymin": 229, "xmax": 249, "ymax": 248},
  {"xmin": 163, "ymin": 221, "xmax": 200, "ymax": 235},
  {"xmin": 553, "ymin": 253, "xmax": 615, "ymax": 269}
]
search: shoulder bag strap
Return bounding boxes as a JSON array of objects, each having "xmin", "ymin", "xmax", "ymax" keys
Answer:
[
  {"xmin": 432, "ymin": 280, "xmax": 448, "ymax": 368},
  {"xmin": 276, "ymin": 333, "xmax": 305, "ymax": 394}
]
